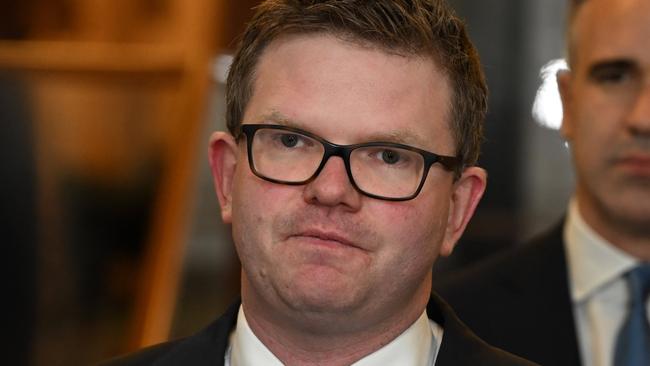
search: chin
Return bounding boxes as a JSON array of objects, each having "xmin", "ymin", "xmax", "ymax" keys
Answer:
[
  {"xmin": 614, "ymin": 208, "xmax": 650, "ymax": 236},
  {"xmin": 284, "ymin": 278, "xmax": 363, "ymax": 313},
  {"xmin": 602, "ymin": 195, "xmax": 650, "ymax": 236}
]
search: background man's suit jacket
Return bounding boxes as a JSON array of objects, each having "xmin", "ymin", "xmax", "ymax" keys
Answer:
[
  {"xmin": 102, "ymin": 293, "xmax": 537, "ymax": 366},
  {"xmin": 435, "ymin": 222, "xmax": 583, "ymax": 366}
]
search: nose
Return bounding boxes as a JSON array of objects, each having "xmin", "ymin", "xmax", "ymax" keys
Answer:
[
  {"xmin": 302, "ymin": 156, "xmax": 362, "ymax": 210},
  {"xmin": 626, "ymin": 83, "xmax": 650, "ymax": 137}
]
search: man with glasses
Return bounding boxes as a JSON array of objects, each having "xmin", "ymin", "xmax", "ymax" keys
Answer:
[
  {"xmin": 436, "ymin": 0, "xmax": 650, "ymax": 365},
  {"xmin": 104, "ymin": 1, "xmax": 535, "ymax": 365}
]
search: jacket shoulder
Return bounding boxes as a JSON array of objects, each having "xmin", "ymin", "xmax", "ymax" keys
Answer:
[
  {"xmin": 97, "ymin": 300, "xmax": 240, "ymax": 366},
  {"xmin": 98, "ymin": 341, "xmax": 181, "ymax": 366},
  {"xmin": 428, "ymin": 293, "xmax": 539, "ymax": 366},
  {"xmin": 433, "ymin": 222, "xmax": 581, "ymax": 366},
  {"xmin": 436, "ymin": 222, "xmax": 565, "ymax": 298}
]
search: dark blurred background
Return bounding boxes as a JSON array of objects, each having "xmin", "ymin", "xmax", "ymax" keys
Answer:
[{"xmin": 0, "ymin": 1, "xmax": 572, "ymax": 365}]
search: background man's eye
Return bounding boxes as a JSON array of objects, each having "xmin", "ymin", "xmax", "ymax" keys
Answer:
[
  {"xmin": 595, "ymin": 70, "xmax": 626, "ymax": 83},
  {"xmin": 382, "ymin": 150, "xmax": 400, "ymax": 164},
  {"xmin": 280, "ymin": 134, "xmax": 299, "ymax": 147},
  {"xmin": 590, "ymin": 62, "xmax": 635, "ymax": 85}
]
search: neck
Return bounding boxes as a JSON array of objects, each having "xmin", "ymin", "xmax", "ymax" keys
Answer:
[{"xmin": 240, "ymin": 278, "xmax": 431, "ymax": 365}]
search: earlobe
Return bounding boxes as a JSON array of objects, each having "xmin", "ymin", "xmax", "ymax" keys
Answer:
[
  {"xmin": 208, "ymin": 131, "xmax": 239, "ymax": 223},
  {"xmin": 440, "ymin": 167, "xmax": 487, "ymax": 257},
  {"xmin": 557, "ymin": 70, "xmax": 574, "ymax": 139}
]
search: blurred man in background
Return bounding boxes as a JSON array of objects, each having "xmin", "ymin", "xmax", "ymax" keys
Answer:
[
  {"xmin": 436, "ymin": 0, "xmax": 650, "ymax": 365},
  {"xmin": 103, "ymin": 0, "xmax": 539, "ymax": 365}
]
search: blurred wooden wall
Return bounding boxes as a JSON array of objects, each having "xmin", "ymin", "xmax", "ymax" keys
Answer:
[{"xmin": 0, "ymin": 0, "xmax": 259, "ymax": 364}]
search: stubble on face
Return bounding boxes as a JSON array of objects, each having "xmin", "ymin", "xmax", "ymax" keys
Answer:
[{"xmin": 233, "ymin": 181, "xmax": 442, "ymax": 317}]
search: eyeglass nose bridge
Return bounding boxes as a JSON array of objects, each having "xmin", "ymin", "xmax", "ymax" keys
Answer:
[{"xmin": 308, "ymin": 140, "xmax": 361, "ymax": 191}]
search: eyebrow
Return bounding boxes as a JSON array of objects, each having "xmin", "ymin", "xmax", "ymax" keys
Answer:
[
  {"xmin": 360, "ymin": 129, "xmax": 425, "ymax": 147},
  {"xmin": 253, "ymin": 110, "xmax": 429, "ymax": 148},
  {"xmin": 256, "ymin": 111, "xmax": 297, "ymax": 126}
]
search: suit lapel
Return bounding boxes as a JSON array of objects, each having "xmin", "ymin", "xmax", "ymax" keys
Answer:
[
  {"xmin": 429, "ymin": 293, "xmax": 533, "ymax": 365},
  {"xmin": 508, "ymin": 222, "xmax": 582, "ymax": 366}
]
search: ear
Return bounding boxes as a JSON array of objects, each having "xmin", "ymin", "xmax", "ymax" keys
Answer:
[
  {"xmin": 439, "ymin": 167, "xmax": 487, "ymax": 257},
  {"xmin": 208, "ymin": 131, "xmax": 239, "ymax": 223},
  {"xmin": 557, "ymin": 69, "xmax": 575, "ymax": 140}
]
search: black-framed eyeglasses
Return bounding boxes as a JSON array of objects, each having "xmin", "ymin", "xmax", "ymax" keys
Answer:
[{"xmin": 238, "ymin": 124, "xmax": 461, "ymax": 201}]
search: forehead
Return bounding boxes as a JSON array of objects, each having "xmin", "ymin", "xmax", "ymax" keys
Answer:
[
  {"xmin": 246, "ymin": 34, "xmax": 453, "ymax": 149},
  {"xmin": 571, "ymin": 0, "xmax": 650, "ymax": 68},
  {"xmin": 255, "ymin": 33, "xmax": 447, "ymax": 98}
]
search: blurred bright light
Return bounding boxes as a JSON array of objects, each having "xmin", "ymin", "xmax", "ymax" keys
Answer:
[{"xmin": 532, "ymin": 58, "xmax": 568, "ymax": 130}]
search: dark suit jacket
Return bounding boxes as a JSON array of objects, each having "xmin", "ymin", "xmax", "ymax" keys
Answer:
[
  {"xmin": 435, "ymin": 221, "xmax": 582, "ymax": 366},
  {"xmin": 102, "ymin": 292, "xmax": 537, "ymax": 365}
]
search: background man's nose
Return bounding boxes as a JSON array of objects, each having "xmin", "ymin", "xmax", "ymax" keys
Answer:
[{"xmin": 626, "ymin": 83, "xmax": 650, "ymax": 137}]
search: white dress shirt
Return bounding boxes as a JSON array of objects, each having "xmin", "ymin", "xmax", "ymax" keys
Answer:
[
  {"xmin": 564, "ymin": 200, "xmax": 649, "ymax": 366},
  {"xmin": 225, "ymin": 305, "xmax": 443, "ymax": 366}
]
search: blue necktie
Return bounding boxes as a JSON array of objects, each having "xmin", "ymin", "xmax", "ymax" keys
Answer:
[{"xmin": 614, "ymin": 264, "xmax": 650, "ymax": 366}]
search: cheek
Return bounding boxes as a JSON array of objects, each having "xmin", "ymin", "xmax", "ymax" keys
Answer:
[
  {"xmin": 568, "ymin": 94, "xmax": 619, "ymax": 161},
  {"xmin": 371, "ymin": 201, "xmax": 447, "ymax": 290},
  {"xmin": 571, "ymin": 86, "xmax": 626, "ymax": 139},
  {"xmin": 230, "ymin": 162, "xmax": 309, "ymax": 242},
  {"xmin": 570, "ymin": 114, "xmax": 614, "ymax": 172},
  {"xmin": 374, "ymin": 193, "xmax": 450, "ymax": 258},
  {"xmin": 230, "ymin": 169, "xmax": 281, "ymax": 258},
  {"xmin": 413, "ymin": 203, "xmax": 449, "ymax": 254}
]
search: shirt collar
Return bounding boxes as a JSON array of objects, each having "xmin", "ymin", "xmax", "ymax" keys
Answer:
[
  {"xmin": 229, "ymin": 306, "xmax": 283, "ymax": 366},
  {"xmin": 565, "ymin": 199, "xmax": 639, "ymax": 303},
  {"xmin": 228, "ymin": 306, "xmax": 438, "ymax": 366},
  {"xmin": 352, "ymin": 310, "xmax": 437, "ymax": 366}
]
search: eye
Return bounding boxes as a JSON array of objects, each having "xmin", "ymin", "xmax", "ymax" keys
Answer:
[
  {"xmin": 589, "ymin": 61, "xmax": 636, "ymax": 85},
  {"xmin": 381, "ymin": 149, "xmax": 401, "ymax": 164},
  {"xmin": 280, "ymin": 133, "xmax": 300, "ymax": 148},
  {"xmin": 370, "ymin": 148, "xmax": 412, "ymax": 166},
  {"xmin": 353, "ymin": 146, "xmax": 421, "ymax": 172},
  {"xmin": 269, "ymin": 131, "xmax": 312, "ymax": 149},
  {"xmin": 593, "ymin": 68, "xmax": 627, "ymax": 83}
]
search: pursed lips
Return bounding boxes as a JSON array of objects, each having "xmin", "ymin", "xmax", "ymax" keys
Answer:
[
  {"xmin": 614, "ymin": 152, "xmax": 650, "ymax": 172},
  {"xmin": 289, "ymin": 229, "xmax": 364, "ymax": 251}
]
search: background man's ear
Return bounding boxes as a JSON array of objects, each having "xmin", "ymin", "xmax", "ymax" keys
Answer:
[
  {"xmin": 557, "ymin": 70, "xmax": 574, "ymax": 140},
  {"xmin": 440, "ymin": 167, "xmax": 487, "ymax": 257},
  {"xmin": 208, "ymin": 131, "xmax": 239, "ymax": 223}
]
